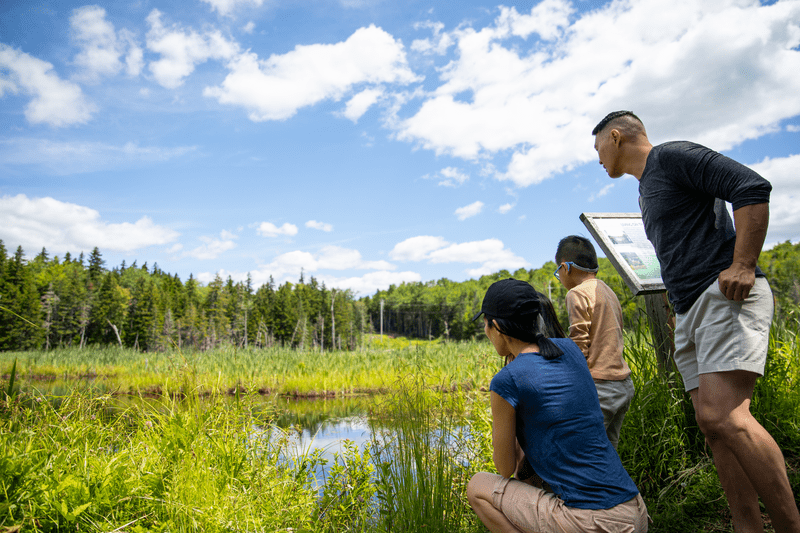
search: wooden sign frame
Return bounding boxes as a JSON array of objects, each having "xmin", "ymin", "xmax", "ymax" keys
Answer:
[{"xmin": 580, "ymin": 212, "xmax": 665, "ymax": 295}]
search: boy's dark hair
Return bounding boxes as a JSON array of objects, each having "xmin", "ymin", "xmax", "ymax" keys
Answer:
[
  {"xmin": 591, "ymin": 110, "xmax": 644, "ymax": 136},
  {"xmin": 555, "ymin": 235, "xmax": 598, "ymax": 270}
]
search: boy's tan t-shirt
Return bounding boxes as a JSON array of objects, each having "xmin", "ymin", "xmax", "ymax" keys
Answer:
[{"xmin": 566, "ymin": 278, "xmax": 631, "ymax": 381}]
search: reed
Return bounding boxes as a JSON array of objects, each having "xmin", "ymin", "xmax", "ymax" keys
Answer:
[{"xmin": 0, "ymin": 339, "xmax": 498, "ymax": 397}]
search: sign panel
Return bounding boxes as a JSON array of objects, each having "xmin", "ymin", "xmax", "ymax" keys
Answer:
[{"xmin": 580, "ymin": 212, "xmax": 665, "ymax": 295}]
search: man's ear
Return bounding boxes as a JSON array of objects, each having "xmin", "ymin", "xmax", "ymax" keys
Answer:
[{"xmin": 610, "ymin": 128, "xmax": 620, "ymax": 145}]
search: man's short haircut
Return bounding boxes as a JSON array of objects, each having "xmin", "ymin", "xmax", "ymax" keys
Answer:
[
  {"xmin": 556, "ymin": 235, "xmax": 599, "ymax": 270},
  {"xmin": 591, "ymin": 110, "xmax": 645, "ymax": 136}
]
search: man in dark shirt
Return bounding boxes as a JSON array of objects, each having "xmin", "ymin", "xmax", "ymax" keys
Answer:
[{"xmin": 591, "ymin": 110, "xmax": 799, "ymax": 533}]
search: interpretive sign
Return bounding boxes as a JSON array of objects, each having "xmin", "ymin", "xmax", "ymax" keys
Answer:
[{"xmin": 580, "ymin": 212, "xmax": 665, "ymax": 295}]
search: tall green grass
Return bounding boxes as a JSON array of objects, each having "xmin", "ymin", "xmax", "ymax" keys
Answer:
[
  {"xmin": 2, "ymin": 317, "xmax": 798, "ymax": 532},
  {"xmin": 0, "ymin": 338, "xmax": 497, "ymax": 397}
]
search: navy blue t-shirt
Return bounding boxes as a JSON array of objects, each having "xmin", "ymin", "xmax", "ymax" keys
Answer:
[
  {"xmin": 639, "ymin": 141, "xmax": 771, "ymax": 313},
  {"xmin": 490, "ymin": 338, "xmax": 639, "ymax": 509}
]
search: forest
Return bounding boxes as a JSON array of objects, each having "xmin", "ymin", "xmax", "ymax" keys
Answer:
[{"xmin": 1, "ymin": 238, "xmax": 799, "ymax": 352}]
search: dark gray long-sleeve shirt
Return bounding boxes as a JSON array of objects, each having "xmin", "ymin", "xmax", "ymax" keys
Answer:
[{"xmin": 639, "ymin": 141, "xmax": 771, "ymax": 314}]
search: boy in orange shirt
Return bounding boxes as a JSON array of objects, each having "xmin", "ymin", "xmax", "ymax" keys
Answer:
[{"xmin": 555, "ymin": 235, "xmax": 634, "ymax": 449}]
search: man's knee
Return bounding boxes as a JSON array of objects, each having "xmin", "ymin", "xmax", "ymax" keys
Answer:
[{"xmin": 694, "ymin": 405, "xmax": 746, "ymax": 442}]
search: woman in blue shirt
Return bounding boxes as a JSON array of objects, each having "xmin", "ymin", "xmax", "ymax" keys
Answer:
[{"xmin": 466, "ymin": 279, "xmax": 648, "ymax": 532}]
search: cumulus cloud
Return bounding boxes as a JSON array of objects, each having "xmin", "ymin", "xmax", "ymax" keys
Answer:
[
  {"xmin": 588, "ymin": 183, "xmax": 615, "ymax": 202},
  {"xmin": 394, "ymin": 0, "xmax": 800, "ymax": 187},
  {"xmin": 146, "ymin": 9, "xmax": 239, "ymax": 89},
  {"xmin": 316, "ymin": 270, "xmax": 422, "ymax": 296},
  {"xmin": 390, "ymin": 235, "xmax": 450, "ymax": 261},
  {"xmin": 204, "ymin": 25, "xmax": 419, "ymax": 121},
  {"xmin": 186, "ymin": 230, "xmax": 237, "ymax": 260},
  {"xmin": 498, "ymin": 203, "xmax": 514, "ymax": 214},
  {"xmin": 200, "ymin": 0, "xmax": 265, "ymax": 16},
  {"xmin": 411, "ymin": 21, "xmax": 454, "ymax": 55},
  {"xmin": 0, "ymin": 138, "xmax": 196, "ymax": 175},
  {"xmin": 0, "ymin": 44, "xmax": 95, "ymax": 127},
  {"xmin": 389, "ymin": 235, "xmax": 528, "ymax": 277},
  {"xmin": 342, "ymin": 87, "xmax": 384, "ymax": 122},
  {"xmin": 70, "ymin": 5, "xmax": 143, "ymax": 81},
  {"xmin": 306, "ymin": 220, "xmax": 333, "ymax": 232},
  {"xmin": 750, "ymin": 153, "xmax": 800, "ymax": 245},
  {"xmin": 256, "ymin": 222, "xmax": 298, "ymax": 237},
  {"xmin": 0, "ymin": 194, "xmax": 178, "ymax": 254},
  {"xmin": 455, "ymin": 200, "xmax": 484, "ymax": 220},
  {"xmin": 221, "ymin": 245, "xmax": 398, "ymax": 290},
  {"xmin": 427, "ymin": 166, "xmax": 469, "ymax": 187}
]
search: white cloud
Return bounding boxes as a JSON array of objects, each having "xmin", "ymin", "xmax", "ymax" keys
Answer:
[
  {"xmin": 390, "ymin": 235, "xmax": 450, "ymax": 261},
  {"xmin": 306, "ymin": 220, "xmax": 333, "ymax": 232},
  {"xmin": 204, "ymin": 25, "xmax": 419, "ymax": 121},
  {"xmin": 394, "ymin": 0, "xmax": 800, "ymax": 187},
  {"xmin": 495, "ymin": 0, "xmax": 573, "ymax": 41},
  {"xmin": 455, "ymin": 200, "xmax": 484, "ymax": 220},
  {"xmin": 256, "ymin": 221, "xmax": 298, "ymax": 237},
  {"xmin": 0, "ymin": 194, "xmax": 178, "ymax": 254},
  {"xmin": 342, "ymin": 87, "xmax": 384, "ymax": 122},
  {"xmin": 317, "ymin": 245, "xmax": 395, "ymax": 271},
  {"xmin": 186, "ymin": 231, "xmax": 237, "ymax": 260},
  {"xmin": 316, "ymin": 270, "xmax": 422, "ymax": 296},
  {"xmin": 200, "ymin": 0, "xmax": 265, "ymax": 16},
  {"xmin": 435, "ymin": 166, "xmax": 469, "ymax": 187},
  {"xmin": 787, "ymin": 124, "xmax": 800, "ymax": 133},
  {"xmin": 498, "ymin": 203, "xmax": 514, "ymax": 214},
  {"xmin": 750, "ymin": 153, "xmax": 800, "ymax": 245},
  {"xmin": 411, "ymin": 21, "xmax": 454, "ymax": 55},
  {"xmin": 146, "ymin": 9, "xmax": 239, "ymax": 89},
  {"xmin": 0, "ymin": 44, "xmax": 95, "ymax": 127},
  {"xmin": 70, "ymin": 6, "xmax": 143, "ymax": 81},
  {"xmin": 389, "ymin": 235, "xmax": 529, "ymax": 277},
  {"xmin": 588, "ymin": 183, "xmax": 615, "ymax": 202},
  {"xmin": 242, "ymin": 21, "xmax": 256, "ymax": 34},
  {"xmin": 226, "ymin": 245, "xmax": 399, "ymax": 290},
  {"xmin": 0, "ymin": 138, "xmax": 196, "ymax": 175}
]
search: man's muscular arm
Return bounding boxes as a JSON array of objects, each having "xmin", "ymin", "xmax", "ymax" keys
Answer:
[{"xmin": 718, "ymin": 202, "xmax": 769, "ymax": 301}]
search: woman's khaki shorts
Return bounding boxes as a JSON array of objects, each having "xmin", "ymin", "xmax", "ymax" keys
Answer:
[{"xmin": 490, "ymin": 475, "xmax": 648, "ymax": 532}]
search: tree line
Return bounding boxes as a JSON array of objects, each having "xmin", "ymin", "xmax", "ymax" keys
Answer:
[
  {"xmin": 363, "ymin": 240, "xmax": 800, "ymax": 341},
  {"xmin": 0, "ymin": 241, "xmax": 366, "ymax": 352},
  {"xmin": 1, "ymin": 239, "xmax": 798, "ymax": 352}
]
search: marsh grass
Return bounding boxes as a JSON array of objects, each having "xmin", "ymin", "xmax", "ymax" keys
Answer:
[
  {"xmin": 2, "ymin": 318, "xmax": 799, "ymax": 532},
  {"xmin": 0, "ymin": 387, "xmax": 382, "ymax": 532},
  {"xmin": 618, "ymin": 317, "xmax": 800, "ymax": 531},
  {"xmin": 0, "ymin": 339, "xmax": 497, "ymax": 397},
  {"xmin": 369, "ymin": 368, "xmax": 485, "ymax": 533}
]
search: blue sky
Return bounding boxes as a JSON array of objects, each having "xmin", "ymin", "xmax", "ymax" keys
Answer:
[{"xmin": 2, "ymin": 0, "xmax": 799, "ymax": 296}]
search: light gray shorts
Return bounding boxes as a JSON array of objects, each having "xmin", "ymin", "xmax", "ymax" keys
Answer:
[
  {"xmin": 673, "ymin": 277, "xmax": 773, "ymax": 392},
  {"xmin": 491, "ymin": 475, "xmax": 648, "ymax": 532},
  {"xmin": 594, "ymin": 377, "xmax": 635, "ymax": 450}
]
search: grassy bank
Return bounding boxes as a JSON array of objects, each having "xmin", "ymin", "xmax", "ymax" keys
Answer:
[
  {"xmin": 0, "ymin": 335, "xmax": 501, "ymax": 397},
  {"xmin": 1, "ymin": 320, "xmax": 799, "ymax": 532}
]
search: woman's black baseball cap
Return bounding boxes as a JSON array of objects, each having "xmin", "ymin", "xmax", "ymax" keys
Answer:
[{"xmin": 471, "ymin": 278, "xmax": 540, "ymax": 322}]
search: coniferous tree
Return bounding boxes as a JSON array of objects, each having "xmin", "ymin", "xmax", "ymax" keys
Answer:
[{"xmin": 0, "ymin": 246, "xmax": 45, "ymax": 349}]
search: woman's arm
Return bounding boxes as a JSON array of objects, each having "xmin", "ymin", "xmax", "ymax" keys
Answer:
[{"xmin": 490, "ymin": 391, "xmax": 517, "ymax": 478}]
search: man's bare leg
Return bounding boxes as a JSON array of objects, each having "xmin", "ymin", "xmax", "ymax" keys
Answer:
[
  {"xmin": 467, "ymin": 473, "xmax": 523, "ymax": 533},
  {"xmin": 692, "ymin": 371, "xmax": 800, "ymax": 533}
]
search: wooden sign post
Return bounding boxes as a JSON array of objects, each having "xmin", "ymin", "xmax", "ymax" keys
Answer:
[{"xmin": 580, "ymin": 213, "xmax": 675, "ymax": 378}]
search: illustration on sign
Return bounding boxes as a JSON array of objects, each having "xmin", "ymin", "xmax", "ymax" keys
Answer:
[{"xmin": 580, "ymin": 213, "xmax": 665, "ymax": 295}]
